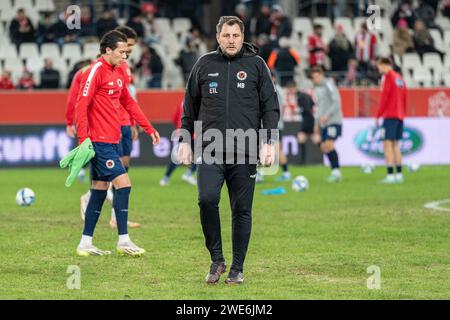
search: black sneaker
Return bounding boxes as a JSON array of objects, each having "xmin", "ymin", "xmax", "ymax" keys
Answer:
[
  {"xmin": 225, "ymin": 269, "xmax": 244, "ymax": 284},
  {"xmin": 205, "ymin": 261, "xmax": 226, "ymax": 284}
]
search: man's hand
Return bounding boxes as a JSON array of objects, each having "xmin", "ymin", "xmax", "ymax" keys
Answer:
[
  {"xmin": 66, "ymin": 125, "xmax": 76, "ymax": 138},
  {"xmin": 150, "ymin": 131, "xmax": 160, "ymax": 145},
  {"xmin": 177, "ymin": 142, "xmax": 193, "ymax": 166},
  {"xmin": 131, "ymin": 126, "xmax": 139, "ymax": 141},
  {"xmin": 259, "ymin": 142, "xmax": 276, "ymax": 167},
  {"xmin": 319, "ymin": 115, "xmax": 328, "ymax": 126}
]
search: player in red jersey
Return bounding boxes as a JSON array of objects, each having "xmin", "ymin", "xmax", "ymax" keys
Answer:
[
  {"xmin": 75, "ymin": 30, "xmax": 160, "ymax": 257},
  {"xmin": 375, "ymin": 57, "xmax": 407, "ymax": 184}
]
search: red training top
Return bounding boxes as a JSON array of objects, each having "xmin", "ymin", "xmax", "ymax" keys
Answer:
[
  {"xmin": 75, "ymin": 56, "xmax": 155, "ymax": 144},
  {"xmin": 376, "ymin": 69, "xmax": 407, "ymax": 120}
]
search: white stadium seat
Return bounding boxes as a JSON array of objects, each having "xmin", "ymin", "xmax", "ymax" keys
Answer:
[
  {"xmin": 412, "ymin": 65, "xmax": 433, "ymax": 87},
  {"xmin": 313, "ymin": 17, "xmax": 333, "ymax": 35},
  {"xmin": 40, "ymin": 43, "xmax": 60, "ymax": 59},
  {"xmin": 62, "ymin": 43, "xmax": 82, "ymax": 63},
  {"xmin": 154, "ymin": 18, "xmax": 171, "ymax": 33},
  {"xmin": 25, "ymin": 56, "xmax": 44, "ymax": 73},
  {"xmin": 172, "ymin": 17, "xmax": 191, "ymax": 35},
  {"xmin": 430, "ymin": 29, "xmax": 445, "ymax": 52},
  {"xmin": 402, "ymin": 53, "xmax": 422, "ymax": 72},
  {"xmin": 423, "ymin": 53, "xmax": 443, "ymax": 73},
  {"xmin": 34, "ymin": 0, "xmax": 55, "ymax": 11},
  {"xmin": 334, "ymin": 17, "xmax": 355, "ymax": 40},
  {"xmin": 0, "ymin": 1, "xmax": 13, "ymax": 11},
  {"xmin": 83, "ymin": 42, "xmax": 100, "ymax": 60},
  {"xmin": 19, "ymin": 43, "xmax": 39, "ymax": 59},
  {"xmin": 293, "ymin": 17, "xmax": 313, "ymax": 41}
]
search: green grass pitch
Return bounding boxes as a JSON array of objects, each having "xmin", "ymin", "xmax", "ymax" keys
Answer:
[{"xmin": 0, "ymin": 165, "xmax": 449, "ymax": 299}]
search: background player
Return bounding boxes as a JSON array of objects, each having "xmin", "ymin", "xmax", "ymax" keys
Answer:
[
  {"xmin": 75, "ymin": 30, "xmax": 160, "ymax": 257},
  {"xmin": 311, "ymin": 66, "xmax": 343, "ymax": 182},
  {"xmin": 375, "ymin": 57, "xmax": 407, "ymax": 184}
]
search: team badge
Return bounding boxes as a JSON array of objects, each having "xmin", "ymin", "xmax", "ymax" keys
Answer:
[
  {"xmin": 106, "ymin": 160, "xmax": 115, "ymax": 169},
  {"xmin": 237, "ymin": 71, "xmax": 247, "ymax": 81},
  {"xmin": 117, "ymin": 79, "xmax": 123, "ymax": 87}
]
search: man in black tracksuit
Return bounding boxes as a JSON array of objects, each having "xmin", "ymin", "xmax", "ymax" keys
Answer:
[{"xmin": 178, "ymin": 16, "xmax": 280, "ymax": 284}]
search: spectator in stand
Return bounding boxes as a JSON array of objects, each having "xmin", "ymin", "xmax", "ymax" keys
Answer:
[
  {"xmin": 254, "ymin": 3, "xmax": 272, "ymax": 37},
  {"xmin": 442, "ymin": 0, "xmax": 450, "ymax": 19},
  {"xmin": 36, "ymin": 13, "xmax": 57, "ymax": 47},
  {"xmin": 17, "ymin": 70, "xmax": 35, "ymax": 90},
  {"xmin": 328, "ymin": 24, "xmax": 354, "ymax": 84},
  {"xmin": 126, "ymin": 13, "xmax": 145, "ymax": 39},
  {"xmin": 393, "ymin": 19, "xmax": 415, "ymax": 57},
  {"xmin": 96, "ymin": 9, "xmax": 119, "ymax": 39},
  {"xmin": 51, "ymin": 11, "xmax": 81, "ymax": 48},
  {"xmin": 0, "ymin": 71, "xmax": 15, "ymax": 90},
  {"xmin": 9, "ymin": 8, "xmax": 36, "ymax": 49},
  {"xmin": 392, "ymin": 0, "xmax": 417, "ymax": 29},
  {"xmin": 175, "ymin": 36, "xmax": 200, "ymax": 85},
  {"xmin": 141, "ymin": 4, "xmax": 161, "ymax": 45},
  {"xmin": 40, "ymin": 58, "xmax": 60, "ymax": 89},
  {"xmin": 354, "ymin": 22, "xmax": 378, "ymax": 85},
  {"xmin": 413, "ymin": 19, "xmax": 445, "ymax": 60},
  {"xmin": 308, "ymin": 24, "xmax": 327, "ymax": 68},
  {"xmin": 267, "ymin": 37, "xmax": 301, "ymax": 87},
  {"xmin": 256, "ymin": 33, "xmax": 274, "ymax": 63},
  {"xmin": 136, "ymin": 45, "xmax": 164, "ymax": 88},
  {"xmin": 235, "ymin": 3, "xmax": 251, "ymax": 42},
  {"xmin": 414, "ymin": 0, "xmax": 442, "ymax": 35},
  {"xmin": 187, "ymin": 27, "xmax": 207, "ymax": 56},
  {"xmin": 79, "ymin": 6, "xmax": 97, "ymax": 41},
  {"xmin": 269, "ymin": 4, "xmax": 292, "ymax": 41}
]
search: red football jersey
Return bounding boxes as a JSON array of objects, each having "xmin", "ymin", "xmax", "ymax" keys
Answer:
[
  {"xmin": 377, "ymin": 69, "xmax": 407, "ymax": 120},
  {"xmin": 75, "ymin": 56, "xmax": 155, "ymax": 144}
]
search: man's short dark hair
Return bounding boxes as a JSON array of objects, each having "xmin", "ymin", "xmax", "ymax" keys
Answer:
[
  {"xmin": 115, "ymin": 25, "xmax": 138, "ymax": 40},
  {"xmin": 100, "ymin": 30, "xmax": 128, "ymax": 54},
  {"xmin": 313, "ymin": 24, "xmax": 323, "ymax": 30},
  {"xmin": 216, "ymin": 16, "xmax": 244, "ymax": 34},
  {"xmin": 377, "ymin": 57, "xmax": 392, "ymax": 65},
  {"xmin": 310, "ymin": 65, "xmax": 324, "ymax": 75}
]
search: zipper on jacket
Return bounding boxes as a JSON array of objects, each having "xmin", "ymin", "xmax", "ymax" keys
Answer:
[{"xmin": 226, "ymin": 61, "xmax": 230, "ymax": 128}]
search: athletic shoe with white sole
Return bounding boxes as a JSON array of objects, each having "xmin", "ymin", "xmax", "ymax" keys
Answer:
[
  {"xmin": 159, "ymin": 177, "xmax": 169, "ymax": 186},
  {"xmin": 116, "ymin": 240, "xmax": 146, "ymax": 257},
  {"xmin": 379, "ymin": 175, "xmax": 396, "ymax": 184},
  {"xmin": 76, "ymin": 244, "xmax": 112, "ymax": 257},
  {"xmin": 181, "ymin": 173, "xmax": 197, "ymax": 186}
]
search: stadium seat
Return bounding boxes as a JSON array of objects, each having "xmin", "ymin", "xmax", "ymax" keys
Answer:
[
  {"xmin": 19, "ymin": 43, "xmax": 39, "ymax": 60},
  {"xmin": 377, "ymin": 41, "xmax": 391, "ymax": 56},
  {"xmin": 0, "ymin": 5, "xmax": 15, "ymax": 24},
  {"xmin": 443, "ymin": 74, "xmax": 450, "ymax": 87},
  {"xmin": 412, "ymin": 65, "xmax": 433, "ymax": 87},
  {"xmin": 293, "ymin": 17, "xmax": 313, "ymax": 42},
  {"xmin": 0, "ymin": 0, "xmax": 12, "ymax": 11},
  {"xmin": 172, "ymin": 17, "xmax": 191, "ymax": 35},
  {"xmin": 83, "ymin": 42, "xmax": 99, "ymax": 60},
  {"xmin": 430, "ymin": 29, "xmax": 446, "ymax": 52},
  {"xmin": 402, "ymin": 53, "xmax": 422, "ymax": 72},
  {"xmin": 62, "ymin": 43, "xmax": 82, "ymax": 63},
  {"xmin": 154, "ymin": 17, "xmax": 171, "ymax": 33},
  {"xmin": 423, "ymin": 53, "xmax": 443, "ymax": 74},
  {"xmin": 3, "ymin": 56, "xmax": 23, "ymax": 70},
  {"xmin": 444, "ymin": 30, "xmax": 450, "ymax": 49},
  {"xmin": 129, "ymin": 42, "xmax": 142, "ymax": 63},
  {"xmin": 436, "ymin": 17, "xmax": 450, "ymax": 30},
  {"xmin": 25, "ymin": 56, "xmax": 44, "ymax": 74},
  {"xmin": 14, "ymin": 0, "xmax": 33, "ymax": 10},
  {"xmin": 353, "ymin": 17, "xmax": 367, "ymax": 31},
  {"xmin": 0, "ymin": 43, "xmax": 19, "ymax": 60},
  {"xmin": 34, "ymin": 0, "xmax": 55, "ymax": 11},
  {"xmin": 313, "ymin": 17, "xmax": 333, "ymax": 35},
  {"xmin": 40, "ymin": 43, "xmax": 60, "ymax": 59}
]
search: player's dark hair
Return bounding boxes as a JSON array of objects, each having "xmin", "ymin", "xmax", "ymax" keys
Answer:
[
  {"xmin": 310, "ymin": 65, "xmax": 324, "ymax": 75},
  {"xmin": 377, "ymin": 57, "xmax": 393, "ymax": 65},
  {"xmin": 286, "ymin": 80, "xmax": 297, "ymax": 87},
  {"xmin": 115, "ymin": 25, "xmax": 138, "ymax": 40},
  {"xmin": 99, "ymin": 30, "xmax": 128, "ymax": 54},
  {"xmin": 216, "ymin": 16, "xmax": 244, "ymax": 34}
]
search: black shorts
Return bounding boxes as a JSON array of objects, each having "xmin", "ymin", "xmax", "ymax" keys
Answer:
[
  {"xmin": 382, "ymin": 119, "xmax": 403, "ymax": 141},
  {"xmin": 320, "ymin": 124, "xmax": 342, "ymax": 141}
]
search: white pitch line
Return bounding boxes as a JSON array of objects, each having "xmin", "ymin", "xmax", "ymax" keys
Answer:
[{"xmin": 424, "ymin": 199, "xmax": 450, "ymax": 212}]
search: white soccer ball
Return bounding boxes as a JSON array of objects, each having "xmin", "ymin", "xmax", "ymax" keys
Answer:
[
  {"xmin": 16, "ymin": 188, "xmax": 35, "ymax": 207},
  {"xmin": 361, "ymin": 162, "xmax": 375, "ymax": 174},
  {"xmin": 407, "ymin": 162, "xmax": 421, "ymax": 172},
  {"xmin": 292, "ymin": 176, "xmax": 309, "ymax": 192}
]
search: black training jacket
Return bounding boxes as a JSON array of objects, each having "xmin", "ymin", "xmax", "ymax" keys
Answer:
[{"xmin": 181, "ymin": 42, "xmax": 280, "ymax": 148}]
